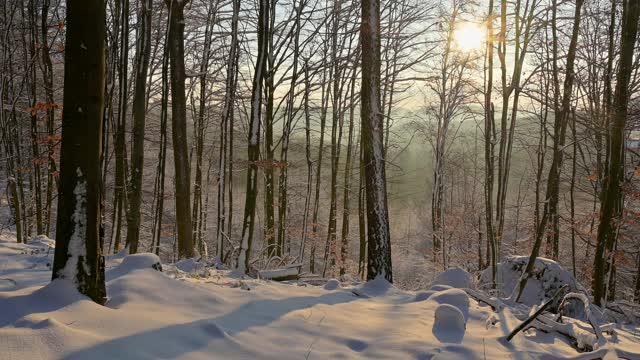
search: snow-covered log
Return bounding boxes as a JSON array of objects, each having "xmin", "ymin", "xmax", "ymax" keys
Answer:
[{"xmin": 258, "ymin": 265, "xmax": 301, "ymax": 281}]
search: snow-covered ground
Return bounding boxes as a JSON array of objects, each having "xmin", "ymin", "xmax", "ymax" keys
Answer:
[{"xmin": 1, "ymin": 233, "xmax": 640, "ymax": 359}]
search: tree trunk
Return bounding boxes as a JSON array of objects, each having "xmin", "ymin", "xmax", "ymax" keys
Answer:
[
  {"xmin": 217, "ymin": 0, "xmax": 240, "ymax": 260},
  {"xmin": 299, "ymin": 61, "xmax": 313, "ymax": 264},
  {"xmin": 484, "ymin": 0, "xmax": 497, "ymax": 289},
  {"xmin": 592, "ymin": 0, "xmax": 639, "ymax": 307},
  {"xmin": 150, "ymin": 17, "xmax": 170, "ymax": 256},
  {"xmin": 51, "ymin": 0, "xmax": 107, "ymax": 304},
  {"xmin": 238, "ymin": 0, "xmax": 269, "ymax": 273},
  {"xmin": 112, "ymin": 0, "xmax": 130, "ymax": 254},
  {"xmin": 40, "ymin": 0, "xmax": 58, "ymax": 237},
  {"xmin": 310, "ymin": 49, "xmax": 330, "ymax": 274},
  {"xmin": 125, "ymin": 0, "xmax": 152, "ymax": 254},
  {"xmin": 358, "ymin": 141, "xmax": 367, "ymax": 277},
  {"xmin": 167, "ymin": 0, "xmax": 194, "ymax": 259},
  {"xmin": 361, "ymin": 0, "xmax": 392, "ymax": 282},
  {"xmin": 264, "ymin": 13, "xmax": 276, "ymax": 256},
  {"xmin": 277, "ymin": 0, "xmax": 304, "ymax": 257},
  {"xmin": 323, "ymin": 0, "xmax": 345, "ymax": 278},
  {"xmin": 340, "ymin": 67, "xmax": 357, "ymax": 276}
]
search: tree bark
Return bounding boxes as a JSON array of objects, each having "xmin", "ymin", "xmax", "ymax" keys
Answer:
[
  {"xmin": 238, "ymin": 0, "xmax": 269, "ymax": 273},
  {"xmin": 166, "ymin": 0, "xmax": 194, "ymax": 259},
  {"xmin": 592, "ymin": 0, "xmax": 639, "ymax": 307},
  {"xmin": 361, "ymin": 0, "xmax": 392, "ymax": 282},
  {"xmin": 51, "ymin": 0, "xmax": 107, "ymax": 304},
  {"xmin": 217, "ymin": 0, "xmax": 240, "ymax": 260},
  {"xmin": 125, "ymin": 0, "xmax": 153, "ymax": 254}
]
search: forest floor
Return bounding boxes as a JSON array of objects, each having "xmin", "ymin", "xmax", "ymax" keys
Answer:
[{"xmin": 1, "ymin": 233, "xmax": 640, "ymax": 359}]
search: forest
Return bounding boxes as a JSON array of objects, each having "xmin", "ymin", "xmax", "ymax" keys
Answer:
[{"xmin": 1, "ymin": 0, "xmax": 640, "ymax": 358}]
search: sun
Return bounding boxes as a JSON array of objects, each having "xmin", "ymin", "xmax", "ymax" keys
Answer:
[{"xmin": 453, "ymin": 23, "xmax": 485, "ymax": 52}]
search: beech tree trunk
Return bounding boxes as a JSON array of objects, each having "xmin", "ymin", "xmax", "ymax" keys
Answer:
[
  {"xmin": 361, "ymin": 0, "xmax": 392, "ymax": 282},
  {"xmin": 51, "ymin": 0, "xmax": 107, "ymax": 304},
  {"xmin": 125, "ymin": 0, "xmax": 153, "ymax": 254},
  {"xmin": 112, "ymin": 0, "xmax": 130, "ymax": 254},
  {"xmin": 238, "ymin": 0, "xmax": 269, "ymax": 273},
  {"xmin": 592, "ymin": 0, "xmax": 639, "ymax": 307},
  {"xmin": 40, "ymin": 0, "xmax": 58, "ymax": 237},
  {"xmin": 217, "ymin": 0, "xmax": 240, "ymax": 260},
  {"xmin": 166, "ymin": 0, "xmax": 194, "ymax": 259}
]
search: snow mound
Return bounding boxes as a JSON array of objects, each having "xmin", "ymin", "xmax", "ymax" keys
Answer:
[
  {"xmin": 427, "ymin": 288, "xmax": 469, "ymax": 320},
  {"xmin": 0, "ymin": 279, "xmax": 105, "ymax": 328},
  {"xmin": 106, "ymin": 247, "xmax": 130, "ymax": 261},
  {"xmin": 414, "ymin": 290, "xmax": 436, "ymax": 302},
  {"xmin": 174, "ymin": 258, "xmax": 205, "ymax": 274},
  {"xmin": 107, "ymin": 253, "xmax": 162, "ymax": 279},
  {"xmin": 432, "ymin": 268, "xmax": 473, "ymax": 289},
  {"xmin": 324, "ymin": 279, "xmax": 341, "ymax": 290},
  {"xmin": 352, "ymin": 276, "xmax": 397, "ymax": 297},
  {"xmin": 433, "ymin": 304, "xmax": 466, "ymax": 343},
  {"xmin": 27, "ymin": 235, "xmax": 55, "ymax": 249},
  {"xmin": 480, "ymin": 256, "xmax": 583, "ymax": 310},
  {"xmin": 430, "ymin": 284, "xmax": 453, "ymax": 292}
]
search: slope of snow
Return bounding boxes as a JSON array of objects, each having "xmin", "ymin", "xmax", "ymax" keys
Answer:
[{"xmin": 1, "ymin": 235, "xmax": 639, "ymax": 359}]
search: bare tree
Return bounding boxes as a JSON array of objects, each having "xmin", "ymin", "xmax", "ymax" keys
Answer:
[
  {"xmin": 592, "ymin": 0, "xmax": 639, "ymax": 307},
  {"xmin": 125, "ymin": 0, "xmax": 153, "ymax": 254},
  {"xmin": 166, "ymin": 0, "xmax": 194, "ymax": 259},
  {"xmin": 361, "ymin": 0, "xmax": 393, "ymax": 282},
  {"xmin": 238, "ymin": 0, "xmax": 270, "ymax": 273},
  {"xmin": 51, "ymin": 0, "xmax": 107, "ymax": 304}
]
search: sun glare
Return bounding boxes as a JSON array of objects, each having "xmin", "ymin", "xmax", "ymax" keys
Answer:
[{"xmin": 453, "ymin": 23, "xmax": 485, "ymax": 52}]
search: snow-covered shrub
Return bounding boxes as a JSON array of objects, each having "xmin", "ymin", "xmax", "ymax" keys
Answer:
[{"xmin": 480, "ymin": 256, "xmax": 584, "ymax": 311}]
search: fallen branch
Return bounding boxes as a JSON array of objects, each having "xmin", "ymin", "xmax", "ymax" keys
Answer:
[
  {"xmin": 506, "ymin": 285, "xmax": 568, "ymax": 342},
  {"xmin": 555, "ymin": 292, "xmax": 607, "ymax": 349},
  {"xmin": 463, "ymin": 288, "xmax": 505, "ymax": 311}
]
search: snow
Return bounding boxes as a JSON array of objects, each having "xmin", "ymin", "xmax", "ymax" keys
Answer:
[
  {"xmin": 426, "ymin": 288, "xmax": 470, "ymax": 321},
  {"xmin": 58, "ymin": 168, "xmax": 88, "ymax": 284},
  {"xmin": 174, "ymin": 257, "xmax": 205, "ymax": 274},
  {"xmin": 323, "ymin": 278, "xmax": 341, "ymax": 290},
  {"xmin": 415, "ymin": 290, "xmax": 436, "ymax": 302},
  {"xmin": 480, "ymin": 255, "xmax": 583, "ymax": 310},
  {"xmin": 107, "ymin": 253, "xmax": 162, "ymax": 279},
  {"xmin": 433, "ymin": 303, "xmax": 466, "ymax": 343},
  {"xmin": 1, "ymin": 235, "xmax": 640, "ymax": 359},
  {"xmin": 430, "ymin": 284, "xmax": 453, "ymax": 291},
  {"xmin": 432, "ymin": 267, "xmax": 474, "ymax": 289}
]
